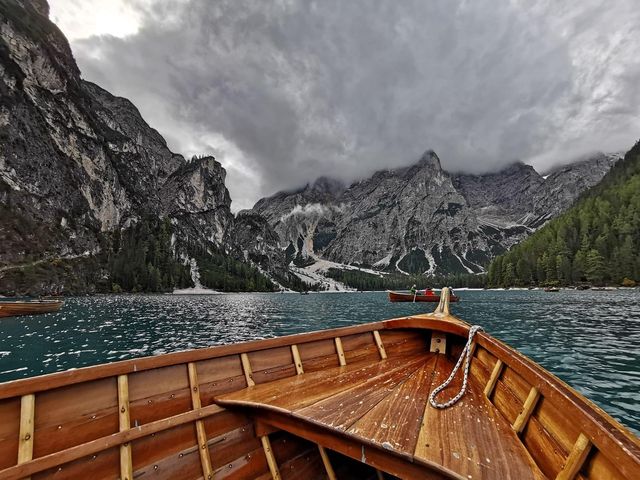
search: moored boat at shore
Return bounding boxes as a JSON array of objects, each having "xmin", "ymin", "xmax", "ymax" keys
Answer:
[
  {"xmin": 387, "ymin": 289, "xmax": 460, "ymax": 303},
  {"xmin": 0, "ymin": 288, "xmax": 637, "ymax": 479},
  {"xmin": 0, "ymin": 299, "xmax": 64, "ymax": 318}
]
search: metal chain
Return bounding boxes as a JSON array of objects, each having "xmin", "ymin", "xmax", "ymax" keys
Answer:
[{"xmin": 429, "ymin": 325, "xmax": 484, "ymax": 409}]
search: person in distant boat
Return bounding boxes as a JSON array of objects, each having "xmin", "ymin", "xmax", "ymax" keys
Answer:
[
  {"xmin": 424, "ymin": 286, "xmax": 433, "ymax": 295},
  {"xmin": 410, "ymin": 284, "xmax": 417, "ymax": 295}
]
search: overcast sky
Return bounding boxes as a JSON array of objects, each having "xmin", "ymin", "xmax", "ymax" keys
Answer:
[{"xmin": 49, "ymin": 0, "xmax": 640, "ymax": 211}]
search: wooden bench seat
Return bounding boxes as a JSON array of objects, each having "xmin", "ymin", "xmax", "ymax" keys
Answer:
[{"xmin": 215, "ymin": 353, "xmax": 546, "ymax": 479}]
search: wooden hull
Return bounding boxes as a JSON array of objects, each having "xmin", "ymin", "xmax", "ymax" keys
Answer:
[
  {"xmin": 0, "ymin": 300, "xmax": 63, "ymax": 318},
  {"xmin": 0, "ymin": 294, "xmax": 637, "ymax": 480},
  {"xmin": 388, "ymin": 290, "xmax": 460, "ymax": 303}
]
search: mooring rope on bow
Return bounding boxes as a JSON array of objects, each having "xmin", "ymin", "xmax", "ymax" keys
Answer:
[{"xmin": 429, "ymin": 325, "xmax": 484, "ymax": 409}]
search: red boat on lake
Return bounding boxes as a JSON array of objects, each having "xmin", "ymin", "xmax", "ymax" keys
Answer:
[{"xmin": 387, "ymin": 290, "xmax": 460, "ymax": 303}]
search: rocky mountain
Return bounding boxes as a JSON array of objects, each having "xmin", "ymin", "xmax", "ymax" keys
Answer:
[
  {"xmin": 254, "ymin": 151, "xmax": 618, "ymax": 276},
  {"xmin": 453, "ymin": 153, "xmax": 621, "ymax": 229},
  {"xmin": 0, "ymin": 0, "xmax": 295, "ymax": 294},
  {"xmin": 487, "ymin": 142, "xmax": 639, "ymax": 287}
]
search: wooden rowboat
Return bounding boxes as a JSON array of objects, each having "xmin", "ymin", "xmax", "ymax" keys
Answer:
[
  {"xmin": 0, "ymin": 300, "xmax": 64, "ymax": 318},
  {"xmin": 388, "ymin": 290, "xmax": 460, "ymax": 303},
  {"xmin": 0, "ymin": 289, "xmax": 638, "ymax": 479}
]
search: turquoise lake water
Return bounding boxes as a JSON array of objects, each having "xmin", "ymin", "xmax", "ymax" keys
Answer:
[{"xmin": 0, "ymin": 289, "xmax": 638, "ymax": 435}]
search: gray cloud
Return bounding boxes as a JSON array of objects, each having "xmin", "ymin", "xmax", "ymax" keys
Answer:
[{"xmin": 68, "ymin": 0, "xmax": 640, "ymax": 210}]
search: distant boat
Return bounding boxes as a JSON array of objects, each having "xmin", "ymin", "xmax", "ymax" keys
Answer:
[
  {"xmin": 0, "ymin": 299, "xmax": 64, "ymax": 318},
  {"xmin": 544, "ymin": 287, "xmax": 560, "ymax": 292},
  {"xmin": 300, "ymin": 291, "xmax": 310, "ymax": 295},
  {"xmin": 388, "ymin": 290, "xmax": 460, "ymax": 303}
]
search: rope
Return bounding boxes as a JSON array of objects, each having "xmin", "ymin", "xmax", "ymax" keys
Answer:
[{"xmin": 429, "ymin": 325, "xmax": 484, "ymax": 409}]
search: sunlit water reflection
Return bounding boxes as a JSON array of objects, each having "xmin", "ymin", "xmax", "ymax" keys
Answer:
[{"xmin": 1, "ymin": 289, "xmax": 638, "ymax": 434}]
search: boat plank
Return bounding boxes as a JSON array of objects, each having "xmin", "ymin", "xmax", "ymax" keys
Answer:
[
  {"xmin": 520, "ymin": 414, "xmax": 568, "ymax": 479},
  {"xmin": 129, "ymin": 364, "xmax": 189, "ymax": 401},
  {"xmin": 378, "ymin": 329, "xmax": 430, "ymax": 358},
  {"xmin": 199, "ymin": 375, "xmax": 247, "ymax": 407},
  {"xmin": 195, "ymin": 355, "xmax": 244, "ymax": 385},
  {"xmin": 212, "ymin": 445, "xmax": 269, "ymax": 480},
  {"xmin": 348, "ymin": 356, "xmax": 437, "ymax": 453},
  {"xmin": 491, "ymin": 378, "xmax": 521, "ymax": 425},
  {"xmin": 129, "ymin": 387, "xmax": 192, "ymax": 426},
  {"xmin": 252, "ymin": 364, "xmax": 298, "ymax": 385},
  {"xmin": 249, "ymin": 346, "xmax": 294, "ymax": 372},
  {"xmin": 131, "ymin": 422, "xmax": 197, "ymax": 472},
  {"xmin": 341, "ymin": 332, "xmax": 380, "ymax": 364},
  {"xmin": 0, "ymin": 397, "xmax": 20, "ymax": 470},
  {"xmin": 533, "ymin": 395, "xmax": 582, "ymax": 454},
  {"xmin": 32, "ymin": 447, "xmax": 119, "ymax": 480},
  {"xmin": 278, "ymin": 448, "xmax": 325, "ymax": 480},
  {"xmin": 343, "ymin": 344, "xmax": 380, "ymax": 366},
  {"xmin": 216, "ymin": 354, "xmax": 425, "ymax": 413},
  {"xmin": 132, "ymin": 440, "xmax": 202, "ymax": 480},
  {"xmin": 415, "ymin": 356, "xmax": 545, "ymax": 480},
  {"xmin": 208, "ymin": 424, "xmax": 261, "ymax": 470},
  {"xmin": 475, "ymin": 346, "xmax": 498, "ymax": 372},
  {"xmin": 580, "ymin": 448, "xmax": 626, "ymax": 480},
  {"xmin": 269, "ymin": 432, "xmax": 316, "ymax": 470},
  {"xmin": 501, "ymin": 366, "xmax": 533, "ymax": 404},
  {"xmin": 201, "ymin": 409, "xmax": 251, "ymax": 440},
  {"xmin": 297, "ymin": 338, "xmax": 338, "ymax": 363},
  {"xmin": 470, "ymin": 353, "xmax": 490, "ymax": 386},
  {"xmin": 33, "ymin": 377, "xmax": 119, "ymax": 458},
  {"xmin": 296, "ymin": 356, "xmax": 428, "ymax": 431}
]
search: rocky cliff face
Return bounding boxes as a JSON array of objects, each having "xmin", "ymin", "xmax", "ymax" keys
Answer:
[
  {"xmin": 453, "ymin": 153, "xmax": 620, "ymax": 229},
  {"xmin": 0, "ymin": 0, "xmax": 285, "ymax": 293},
  {"xmin": 254, "ymin": 151, "xmax": 618, "ymax": 275}
]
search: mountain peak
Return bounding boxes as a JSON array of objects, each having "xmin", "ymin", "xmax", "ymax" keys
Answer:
[
  {"xmin": 417, "ymin": 149, "xmax": 442, "ymax": 169},
  {"xmin": 19, "ymin": 0, "xmax": 50, "ymax": 17},
  {"xmin": 309, "ymin": 176, "xmax": 346, "ymax": 195}
]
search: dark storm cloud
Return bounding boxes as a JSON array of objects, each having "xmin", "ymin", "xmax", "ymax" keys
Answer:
[{"xmin": 70, "ymin": 0, "xmax": 640, "ymax": 210}]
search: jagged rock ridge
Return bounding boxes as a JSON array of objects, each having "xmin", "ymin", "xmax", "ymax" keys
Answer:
[{"xmin": 254, "ymin": 151, "xmax": 618, "ymax": 276}]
